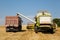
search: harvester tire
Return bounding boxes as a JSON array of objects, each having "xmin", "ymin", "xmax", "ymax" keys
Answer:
[
  {"xmin": 34, "ymin": 26, "xmax": 38, "ymax": 33},
  {"xmin": 50, "ymin": 28, "xmax": 55, "ymax": 34}
]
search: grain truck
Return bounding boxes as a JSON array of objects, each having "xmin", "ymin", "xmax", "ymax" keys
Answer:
[
  {"xmin": 5, "ymin": 14, "xmax": 22, "ymax": 32},
  {"xmin": 34, "ymin": 11, "xmax": 56, "ymax": 33}
]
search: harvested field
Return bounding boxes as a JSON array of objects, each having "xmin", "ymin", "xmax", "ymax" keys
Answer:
[{"xmin": 0, "ymin": 25, "xmax": 60, "ymax": 40}]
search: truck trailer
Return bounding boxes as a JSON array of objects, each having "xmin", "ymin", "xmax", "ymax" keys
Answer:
[{"xmin": 5, "ymin": 14, "xmax": 22, "ymax": 32}]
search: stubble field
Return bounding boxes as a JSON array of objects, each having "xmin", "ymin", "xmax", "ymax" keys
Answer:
[{"xmin": 0, "ymin": 25, "xmax": 60, "ymax": 40}]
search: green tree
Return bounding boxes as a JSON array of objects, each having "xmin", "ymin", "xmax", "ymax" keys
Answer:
[
  {"xmin": 53, "ymin": 18, "xmax": 60, "ymax": 27},
  {"xmin": 53, "ymin": 18, "xmax": 59, "ymax": 23},
  {"xmin": 57, "ymin": 22, "xmax": 60, "ymax": 27}
]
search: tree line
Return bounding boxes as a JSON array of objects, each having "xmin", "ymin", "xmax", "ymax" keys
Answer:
[{"xmin": 53, "ymin": 18, "xmax": 60, "ymax": 27}]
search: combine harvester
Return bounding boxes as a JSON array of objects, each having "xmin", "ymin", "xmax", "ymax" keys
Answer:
[
  {"xmin": 34, "ymin": 11, "xmax": 57, "ymax": 33},
  {"xmin": 17, "ymin": 10, "xmax": 57, "ymax": 33}
]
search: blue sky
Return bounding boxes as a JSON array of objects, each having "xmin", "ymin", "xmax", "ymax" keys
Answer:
[{"xmin": 0, "ymin": 0, "xmax": 60, "ymax": 25}]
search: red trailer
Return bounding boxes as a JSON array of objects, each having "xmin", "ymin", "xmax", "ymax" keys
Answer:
[{"xmin": 5, "ymin": 14, "xmax": 22, "ymax": 32}]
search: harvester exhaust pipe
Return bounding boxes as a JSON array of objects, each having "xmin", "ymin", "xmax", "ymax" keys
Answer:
[{"xmin": 16, "ymin": 13, "xmax": 36, "ymax": 23}]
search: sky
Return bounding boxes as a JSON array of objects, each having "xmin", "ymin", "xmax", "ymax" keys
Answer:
[{"xmin": 0, "ymin": 0, "xmax": 60, "ymax": 25}]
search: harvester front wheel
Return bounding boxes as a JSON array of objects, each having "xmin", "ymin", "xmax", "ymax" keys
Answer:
[
  {"xmin": 34, "ymin": 26, "xmax": 38, "ymax": 33},
  {"xmin": 50, "ymin": 28, "xmax": 56, "ymax": 34}
]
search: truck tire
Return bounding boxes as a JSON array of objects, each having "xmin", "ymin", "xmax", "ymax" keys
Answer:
[
  {"xmin": 6, "ymin": 28, "xmax": 10, "ymax": 32},
  {"xmin": 6, "ymin": 29, "xmax": 9, "ymax": 32},
  {"xmin": 18, "ymin": 25, "xmax": 22, "ymax": 31},
  {"xmin": 34, "ymin": 26, "xmax": 38, "ymax": 33},
  {"xmin": 13, "ymin": 28, "xmax": 19, "ymax": 32}
]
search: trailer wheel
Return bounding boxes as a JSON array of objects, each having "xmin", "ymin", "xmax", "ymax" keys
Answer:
[{"xmin": 34, "ymin": 26, "xmax": 38, "ymax": 33}]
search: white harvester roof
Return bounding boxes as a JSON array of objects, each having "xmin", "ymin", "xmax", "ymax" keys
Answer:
[{"xmin": 36, "ymin": 10, "xmax": 51, "ymax": 17}]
